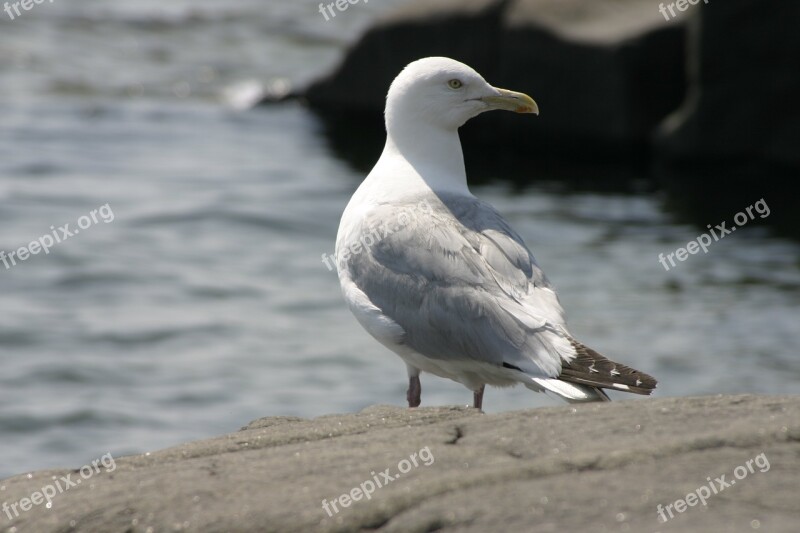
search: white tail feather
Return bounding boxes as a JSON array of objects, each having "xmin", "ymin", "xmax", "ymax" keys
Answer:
[{"xmin": 527, "ymin": 378, "xmax": 609, "ymax": 403}]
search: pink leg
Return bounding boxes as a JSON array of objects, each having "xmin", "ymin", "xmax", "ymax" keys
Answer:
[
  {"xmin": 407, "ymin": 375, "xmax": 421, "ymax": 408},
  {"xmin": 473, "ymin": 385, "xmax": 485, "ymax": 410}
]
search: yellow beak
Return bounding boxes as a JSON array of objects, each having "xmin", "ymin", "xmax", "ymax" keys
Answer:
[{"xmin": 481, "ymin": 88, "xmax": 539, "ymax": 115}]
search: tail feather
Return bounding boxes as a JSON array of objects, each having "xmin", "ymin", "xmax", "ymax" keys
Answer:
[
  {"xmin": 559, "ymin": 339, "xmax": 657, "ymax": 396},
  {"xmin": 527, "ymin": 378, "xmax": 611, "ymax": 403}
]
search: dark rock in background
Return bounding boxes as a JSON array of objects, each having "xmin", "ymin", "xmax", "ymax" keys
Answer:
[
  {"xmin": 305, "ymin": 0, "xmax": 509, "ymax": 113},
  {"xmin": 495, "ymin": 0, "xmax": 686, "ymax": 161},
  {"xmin": 273, "ymin": 0, "xmax": 798, "ymax": 237},
  {"xmin": 653, "ymin": 0, "xmax": 800, "ymax": 238},
  {"xmin": 294, "ymin": 0, "xmax": 686, "ymax": 173}
]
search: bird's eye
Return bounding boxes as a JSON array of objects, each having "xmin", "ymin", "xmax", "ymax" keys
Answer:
[{"xmin": 447, "ymin": 79, "xmax": 463, "ymax": 89}]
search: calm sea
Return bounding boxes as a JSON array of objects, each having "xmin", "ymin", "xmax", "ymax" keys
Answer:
[{"xmin": 1, "ymin": 0, "xmax": 798, "ymax": 478}]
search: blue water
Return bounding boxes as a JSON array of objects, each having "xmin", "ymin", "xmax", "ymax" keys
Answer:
[{"xmin": 1, "ymin": 0, "xmax": 799, "ymax": 479}]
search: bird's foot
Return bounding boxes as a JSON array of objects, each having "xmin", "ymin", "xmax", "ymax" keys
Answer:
[
  {"xmin": 473, "ymin": 385, "xmax": 485, "ymax": 410},
  {"xmin": 407, "ymin": 375, "xmax": 421, "ymax": 408}
]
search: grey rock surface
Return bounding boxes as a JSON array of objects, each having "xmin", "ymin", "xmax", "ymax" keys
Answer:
[{"xmin": 1, "ymin": 394, "xmax": 798, "ymax": 532}]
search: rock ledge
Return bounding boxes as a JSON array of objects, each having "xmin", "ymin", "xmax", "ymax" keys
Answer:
[{"xmin": 1, "ymin": 395, "xmax": 798, "ymax": 532}]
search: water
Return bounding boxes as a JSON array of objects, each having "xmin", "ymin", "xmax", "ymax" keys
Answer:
[{"xmin": 1, "ymin": 0, "xmax": 799, "ymax": 479}]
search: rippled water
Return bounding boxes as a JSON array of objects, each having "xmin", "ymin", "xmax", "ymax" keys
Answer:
[{"xmin": 1, "ymin": 0, "xmax": 799, "ymax": 478}]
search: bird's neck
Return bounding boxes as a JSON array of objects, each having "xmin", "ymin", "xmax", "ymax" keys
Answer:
[{"xmin": 375, "ymin": 123, "xmax": 470, "ymax": 197}]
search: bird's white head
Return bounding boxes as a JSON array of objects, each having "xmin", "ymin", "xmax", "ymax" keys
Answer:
[{"xmin": 385, "ymin": 57, "xmax": 538, "ymax": 133}]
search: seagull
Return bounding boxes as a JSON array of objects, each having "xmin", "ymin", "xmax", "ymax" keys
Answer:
[{"xmin": 335, "ymin": 57, "xmax": 656, "ymax": 409}]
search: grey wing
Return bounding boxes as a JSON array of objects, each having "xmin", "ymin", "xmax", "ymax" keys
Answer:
[{"xmin": 340, "ymin": 193, "xmax": 575, "ymax": 378}]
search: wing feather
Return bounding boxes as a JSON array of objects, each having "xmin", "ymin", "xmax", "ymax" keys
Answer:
[{"xmin": 337, "ymin": 192, "xmax": 572, "ymax": 378}]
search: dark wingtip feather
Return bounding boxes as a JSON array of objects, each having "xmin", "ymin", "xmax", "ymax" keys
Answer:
[{"xmin": 559, "ymin": 339, "xmax": 657, "ymax": 396}]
